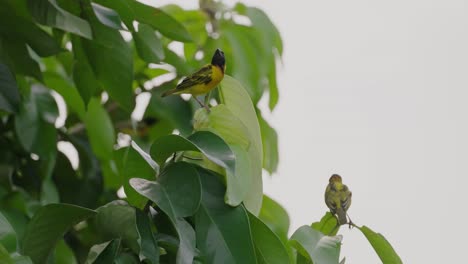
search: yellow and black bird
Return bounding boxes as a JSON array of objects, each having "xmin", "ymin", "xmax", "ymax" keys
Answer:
[
  {"xmin": 162, "ymin": 49, "xmax": 226, "ymax": 110},
  {"xmin": 325, "ymin": 174, "xmax": 353, "ymax": 226}
]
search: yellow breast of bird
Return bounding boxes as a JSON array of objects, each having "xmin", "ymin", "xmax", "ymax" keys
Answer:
[{"xmin": 189, "ymin": 65, "xmax": 224, "ymax": 95}]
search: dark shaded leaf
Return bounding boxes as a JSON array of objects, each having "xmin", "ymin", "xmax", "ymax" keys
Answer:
[
  {"xmin": 357, "ymin": 226, "xmax": 402, "ymax": 264},
  {"xmin": 93, "ymin": 202, "xmax": 139, "ymax": 253},
  {"xmin": 86, "ymin": 239, "xmax": 121, "ymax": 264},
  {"xmin": 0, "ymin": 211, "xmax": 16, "ymax": 253},
  {"xmin": 27, "ymin": 0, "xmax": 92, "ymax": 39},
  {"xmin": 91, "ymin": 3, "xmax": 125, "ymax": 30},
  {"xmin": 194, "ymin": 168, "xmax": 257, "ymax": 264},
  {"xmin": 92, "ymin": 0, "xmax": 134, "ymax": 29},
  {"xmin": 150, "ymin": 132, "xmax": 235, "ymax": 174},
  {"xmin": 135, "ymin": 210, "xmax": 158, "ymax": 264},
  {"xmin": 21, "ymin": 204, "xmax": 96, "ymax": 264},
  {"xmin": 0, "ymin": 62, "xmax": 20, "ymax": 113},
  {"xmin": 0, "ymin": 37, "xmax": 42, "ymax": 81},
  {"xmin": 82, "ymin": 7, "xmax": 134, "ymax": 111}
]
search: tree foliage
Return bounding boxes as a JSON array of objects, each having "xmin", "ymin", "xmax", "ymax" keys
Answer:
[{"xmin": 0, "ymin": 0, "xmax": 401, "ymax": 263}]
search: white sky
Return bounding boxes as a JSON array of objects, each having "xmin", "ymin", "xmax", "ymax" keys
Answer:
[{"xmin": 147, "ymin": 0, "xmax": 468, "ymax": 263}]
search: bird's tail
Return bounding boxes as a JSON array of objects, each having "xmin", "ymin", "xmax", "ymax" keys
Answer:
[
  {"xmin": 161, "ymin": 89, "xmax": 175, "ymax": 97},
  {"xmin": 336, "ymin": 208, "xmax": 348, "ymax": 225}
]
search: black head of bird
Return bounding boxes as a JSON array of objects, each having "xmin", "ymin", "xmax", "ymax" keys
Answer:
[{"xmin": 211, "ymin": 49, "xmax": 226, "ymax": 72}]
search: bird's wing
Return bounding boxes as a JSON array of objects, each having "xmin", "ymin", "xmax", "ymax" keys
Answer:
[{"xmin": 175, "ymin": 65, "xmax": 213, "ymax": 91}]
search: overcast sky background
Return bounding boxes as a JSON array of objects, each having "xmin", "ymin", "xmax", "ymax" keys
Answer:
[{"xmin": 146, "ymin": 1, "xmax": 468, "ymax": 262}]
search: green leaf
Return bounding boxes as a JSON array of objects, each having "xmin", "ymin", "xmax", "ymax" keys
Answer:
[
  {"xmin": 133, "ymin": 24, "xmax": 165, "ymax": 63},
  {"xmin": 27, "ymin": 0, "xmax": 92, "ymax": 39},
  {"xmin": 311, "ymin": 212, "xmax": 339, "ymax": 236},
  {"xmin": 150, "ymin": 132, "xmax": 235, "ymax": 174},
  {"xmin": 84, "ymin": 98, "xmax": 115, "ymax": 160},
  {"xmin": 160, "ymin": 5, "xmax": 207, "ymax": 45},
  {"xmin": 289, "ymin": 226, "xmax": 342, "ymax": 264},
  {"xmin": 125, "ymin": 0, "xmax": 192, "ymax": 42},
  {"xmin": 70, "ymin": 36, "xmax": 99, "ymax": 107},
  {"xmin": 130, "ymin": 162, "xmax": 200, "ymax": 264},
  {"xmin": 114, "ymin": 143, "xmax": 156, "ymax": 208},
  {"xmin": 82, "ymin": 7, "xmax": 135, "ymax": 111},
  {"xmin": 258, "ymin": 113, "xmax": 279, "ymax": 174},
  {"xmin": 130, "ymin": 162, "xmax": 201, "ymax": 220},
  {"xmin": 21, "ymin": 204, "xmax": 96, "ymax": 264},
  {"xmin": 86, "ymin": 239, "xmax": 121, "ymax": 264},
  {"xmin": 259, "ymin": 195, "xmax": 290, "ymax": 243},
  {"xmin": 248, "ymin": 212, "xmax": 290, "ymax": 264},
  {"xmin": 91, "ymin": 3, "xmax": 125, "ymax": 30},
  {"xmin": 135, "ymin": 210, "xmax": 159, "ymax": 264},
  {"xmin": 92, "ymin": 0, "xmax": 134, "ymax": 29},
  {"xmin": 0, "ymin": 244, "xmax": 13, "ymax": 264},
  {"xmin": 219, "ymin": 75, "xmax": 263, "ymax": 214},
  {"xmin": 267, "ymin": 58, "xmax": 279, "ymax": 110},
  {"xmin": 0, "ymin": 38, "xmax": 42, "ymax": 81},
  {"xmin": 357, "ymin": 226, "xmax": 402, "ymax": 264},
  {"xmin": 0, "ymin": 62, "xmax": 20, "ymax": 113},
  {"xmin": 14, "ymin": 86, "xmax": 57, "ymax": 158},
  {"xmin": 0, "ymin": 211, "xmax": 16, "ymax": 253},
  {"xmin": 194, "ymin": 167, "xmax": 257, "ymax": 264},
  {"xmin": 43, "ymin": 71, "xmax": 85, "ymax": 119},
  {"xmin": 145, "ymin": 91, "xmax": 193, "ymax": 136},
  {"xmin": 54, "ymin": 239, "xmax": 77, "ymax": 264},
  {"xmin": 93, "ymin": 202, "xmax": 139, "ymax": 253},
  {"xmin": 0, "ymin": 3, "xmax": 62, "ymax": 57}
]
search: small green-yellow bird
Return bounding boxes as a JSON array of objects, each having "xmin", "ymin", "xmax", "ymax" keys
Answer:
[
  {"xmin": 325, "ymin": 174, "xmax": 352, "ymax": 225},
  {"xmin": 162, "ymin": 49, "xmax": 226, "ymax": 110}
]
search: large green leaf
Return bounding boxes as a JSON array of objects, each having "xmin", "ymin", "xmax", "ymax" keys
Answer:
[
  {"xmin": 27, "ymin": 0, "xmax": 92, "ymax": 39},
  {"xmin": 0, "ymin": 211, "xmax": 16, "ymax": 253},
  {"xmin": 215, "ymin": 75, "xmax": 264, "ymax": 214},
  {"xmin": 357, "ymin": 226, "xmax": 402, "ymax": 264},
  {"xmin": 21, "ymin": 204, "xmax": 96, "ymax": 264},
  {"xmin": 311, "ymin": 212, "xmax": 339, "ymax": 236},
  {"xmin": 14, "ymin": 85, "xmax": 58, "ymax": 158},
  {"xmin": 86, "ymin": 239, "xmax": 121, "ymax": 264},
  {"xmin": 130, "ymin": 162, "xmax": 200, "ymax": 264},
  {"xmin": 194, "ymin": 167, "xmax": 257, "ymax": 264},
  {"xmin": 133, "ymin": 24, "xmax": 164, "ymax": 63},
  {"xmin": 289, "ymin": 226, "xmax": 342, "ymax": 264},
  {"xmin": 259, "ymin": 195, "xmax": 290, "ymax": 243},
  {"xmin": 114, "ymin": 143, "xmax": 156, "ymax": 208},
  {"xmin": 150, "ymin": 131, "xmax": 235, "ymax": 173},
  {"xmin": 84, "ymin": 98, "xmax": 115, "ymax": 160},
  {"xmin": 248, "ymin": 212, "xmax": 290, "ymax": 264},
  {"xmin": 0, "ymin": 62, "xmax": 20, "ymax": 113},
  {"xmin": 82, "ymin": 6, "xmax": 134, "ymax": 111}
]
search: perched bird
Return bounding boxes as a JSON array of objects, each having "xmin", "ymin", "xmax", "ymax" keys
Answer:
[
  {"xmin": 325, "ymin": 174, "xmax": 352, "ymax": 225},
  {"xmin": 161, "ymin": 49, "xmax": 226, "ymax": 110}
]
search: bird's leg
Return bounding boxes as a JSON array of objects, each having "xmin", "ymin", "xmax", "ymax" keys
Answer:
[
  {"xmin": 347, "ymin": 213, "xmax": 355, "ymax": 229},
  {"xmin": 193, "ymin": 96, "xmax": 210, "ymax": 112},
  {"xmin": 204, "ymin": 90, "xmax": 212, "ymax": 106}
]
